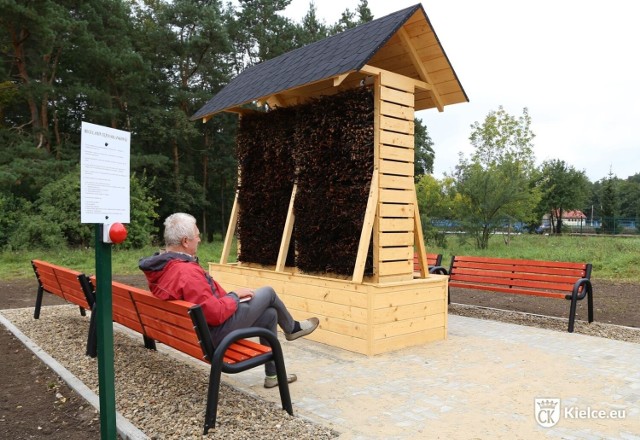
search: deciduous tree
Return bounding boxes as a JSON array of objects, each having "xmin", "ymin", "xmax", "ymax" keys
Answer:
[
  {"xmin": 452, "ymin": 106, "xmax": 539, "ymax": 248},
  {"xmin": 536, "ymin": 159, "xmax": 589, "ymax": 234}
]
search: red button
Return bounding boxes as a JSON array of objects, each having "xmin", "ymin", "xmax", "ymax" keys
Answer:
[{"xmin": 109, "ymin": 223, "xmax": 128, "ymax": 244}]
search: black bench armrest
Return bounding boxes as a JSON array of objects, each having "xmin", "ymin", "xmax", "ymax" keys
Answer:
[
  {"xmin": 428, "ymin": 265, "xmax": 449, "ymax": 275},
  {"xmin": 567, "ymin": 278, "xmax": 592, "ymax": 301}
]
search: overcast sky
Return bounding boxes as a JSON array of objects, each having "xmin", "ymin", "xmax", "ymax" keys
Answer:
[{"xmin": 275, "ymin": 0, "xmax": 640, "ymax": 182}]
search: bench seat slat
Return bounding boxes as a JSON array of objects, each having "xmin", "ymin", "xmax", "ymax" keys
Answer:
[
  {"xmin": 448, "ymin": 282, "xmax": 568, "ymax": 299},
  {"xmin": 234, "ymin": 338, "xmax": 272, "ymax": 354},
  {"xmin": 225, "ymin": 341, "xmax": 270, "ymax": 358}
]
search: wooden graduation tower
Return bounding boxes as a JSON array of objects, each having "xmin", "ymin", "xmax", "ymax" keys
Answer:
[{"xmin": 192, "ymin": 4, "xmax": 468, "ymax": 355}]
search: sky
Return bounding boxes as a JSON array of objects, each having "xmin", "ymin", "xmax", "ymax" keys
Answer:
[{"xmin": 273, "ymin": 0, "xmax": 640, "ymax": 182}]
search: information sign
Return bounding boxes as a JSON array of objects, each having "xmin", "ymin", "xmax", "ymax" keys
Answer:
[{"xmin": 80, "ymin": 122, "xmax": 130, "ymax": 223}]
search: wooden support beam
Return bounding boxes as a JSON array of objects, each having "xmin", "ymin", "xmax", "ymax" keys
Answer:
[
  {"xmin": 352, "ymin": 170, "xmax": 379, "ymax": 284},
  {"xmin": 225, "ymin": 107, "xmax": 259, "ymax": 116},
  {"xmin": 413, "ymin": 190, "xmax": 428, "ymax": 278},
  {"xmin": 397, "ymin": 27, "xmax": 444, "ymax": 112},
  {"xmin": 333, "ymin": 72, "xmax": 351, "ymax": 87},
  {"xmin": 266, "ymin": 94, "xmax": 284, "ymax": 109},
  {"xmin": 276, "ymin": 184, "xmax": 297, "ymax": 272},
  {"xmin": 221, "ymin": 191, "xmax": 239, "ymax": 264},
  {"xmin": 359, "ymin": 64, "xmax": 431, "ymax": 92}
]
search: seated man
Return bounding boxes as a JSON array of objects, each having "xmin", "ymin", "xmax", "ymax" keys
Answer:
[{"xmin": 139, "ymin": 212, "xmax": 319, "ymax": 388}]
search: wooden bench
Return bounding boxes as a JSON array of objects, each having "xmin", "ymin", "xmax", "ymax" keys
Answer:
[
  {"xmin": 447, "ymin": 255, "xmax": 594, "ymax": 332},
  {"xmin": 80, "ymin": 276, "xmax": 292, "ymax": 433},
  {"xmin": 413, "ymin": 253, "xmax": 448, "ymax": 275},
  {"xmin": 31, "ymin": 260, "xmax": 95, "ymax": 319}
]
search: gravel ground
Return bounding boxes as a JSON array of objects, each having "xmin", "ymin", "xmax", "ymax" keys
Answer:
[
  {"xmin": 1, "ymin": 306, "xmax": 339, "ymax": 440},
  {"xmin": 2, "ymin": 304, "xmax": 638, "ymax": 439}
]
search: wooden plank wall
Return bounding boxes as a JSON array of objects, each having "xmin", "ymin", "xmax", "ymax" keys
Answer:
[
  {"xmin": 209, "ymin": 263, "xmax": 447, "ymax": 356},
  {"xmin": 375, "ymin": 71, "xmax": 416, "ymax": 283}
]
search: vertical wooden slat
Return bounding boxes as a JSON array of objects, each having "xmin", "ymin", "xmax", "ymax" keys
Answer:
[
  {"xmin": 372, "ymin": 74, "xmax": 382, "ymax": 283},
  {"xmin": 220, "ymin": 191, "xmax": 238, "ymax": 264},
  {"xmin": 352, "ymin": 171, "xmax": 379, "ymax": 284},
  {"xmin": 276, "ymin": 184, "xmax": 297, "ymax": 272},
  {"xmin": 413, "ymin": 190, "xmax": 428, "ymax": 279}
]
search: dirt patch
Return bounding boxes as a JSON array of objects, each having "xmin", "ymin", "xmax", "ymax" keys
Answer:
[
  {"xmin": 0, "ymin": 326, "xmax": 101, "ymax": 439},
  {"xmin": 450, "ymin": 279, "xmax": 640, "ymax": 328}
]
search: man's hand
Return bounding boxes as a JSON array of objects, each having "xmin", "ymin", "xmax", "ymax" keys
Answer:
[{"xmin": 234, "ymin": 287, "xmax": 254, "ymax": 300}]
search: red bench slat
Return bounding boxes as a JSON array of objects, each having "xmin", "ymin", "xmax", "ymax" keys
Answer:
[
  {"xmin": 413, "ymin": 253, "xmax": 443, "ymax": 272},
  {"xmin": 448, "ymin": 282, "xmax": 568, "ymax": 299}
]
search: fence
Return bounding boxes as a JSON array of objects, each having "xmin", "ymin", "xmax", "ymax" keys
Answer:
[{"xmin": 427, "ymin": 218, "xmax": 639, "ymax": 236}]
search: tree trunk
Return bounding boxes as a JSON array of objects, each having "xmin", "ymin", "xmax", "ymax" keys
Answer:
[
  {"xmin": 172, "ymin": 140, "xmax": 180, "ymax": 196},
  {"xmin": 201, "ymin": 149, "xmax": 208, "ymax": 241},
  {"xmin": 220, "ymin": 175, "xmax": 226, "ymax": 238},
  {"xmin": 11, "ymin": 26, "xmax": 41, "ymax": 139},
  {"xmin": 555, "ymin": 209, "xmax": 564, "ymax": 234}
]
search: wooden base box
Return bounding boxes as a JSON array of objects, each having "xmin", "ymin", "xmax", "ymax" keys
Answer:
[{"xmin": 209, "ymin": 263, "xmax": 448, "ymax": 356}]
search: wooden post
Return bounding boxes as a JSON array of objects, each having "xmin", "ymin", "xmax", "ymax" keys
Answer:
[
  {"xmin": 413, "ymin": 190, "xmax": 428, "ymax": 278},
  {"xmin": 220, "ymin": 192, "xmax": 238, "ymax": 264},
  {"xmin": 276, "ymin": 184, "xmax": 297, "ymax": 272},
  {"xmin": 352, "ymin": 170, "xmax": 379, "ymax": 283}
]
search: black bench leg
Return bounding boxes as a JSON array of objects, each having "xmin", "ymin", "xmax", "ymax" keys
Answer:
[
  {"xmin": 567, "ymin": 292, "xmax": 578, "ymax": 333},
  {"xmin": 203, "ymin": 365, "xmax": 223, "ymax": 434},
  {"xmin": 86, "ymin": 307, "xmax": 98, "ymax": 357},
  {"xmin": 34, "ymin": 286, "xmax": 44, "ymax": 319},
  {"xmin": 79, "ymin": 306, "xmax": 86, "ymax": 317},
  {"xmin": 587, "ymin": 285, "xmax": 594, "ymax": 324},
  {"xmin": 143, "ymin": 336, "xmax": 156, "ymax": 350},
  {"xmin": 272, "ymin": 342, "xmax": 293, "ymax": 416}
]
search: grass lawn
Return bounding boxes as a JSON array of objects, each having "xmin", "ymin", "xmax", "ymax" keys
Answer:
[{"xmin": 2, "ymin": 234, "xmax": 639, "ymax": 283}]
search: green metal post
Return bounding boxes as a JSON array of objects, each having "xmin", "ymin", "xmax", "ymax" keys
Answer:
[{"xmin": 95, "ymin": 225, "xmax": 117, "ymax": 439}]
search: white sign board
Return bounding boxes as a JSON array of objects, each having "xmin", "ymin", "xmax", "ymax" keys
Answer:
[{"xmin": 80, "ymin": 122, "xmax": 130, "ymax": 223}]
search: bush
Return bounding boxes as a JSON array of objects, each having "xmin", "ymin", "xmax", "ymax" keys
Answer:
[
  {"xmin": 7, "ymin": 168, "xmax": 159, "ymax": 250},
  {"xmin": 0, "ymin": 193, "xmax": 31, "ymax": 249}
]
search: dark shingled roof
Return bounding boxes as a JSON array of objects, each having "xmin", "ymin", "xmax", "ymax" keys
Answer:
[{"xmin": 191, "ymin": 4, "xmax": 422, "ymax": 120}]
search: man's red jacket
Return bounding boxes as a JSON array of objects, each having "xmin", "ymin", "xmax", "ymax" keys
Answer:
[{"xmin": 139, "ymin": 251, "xmax": 238, "ymax": 326}]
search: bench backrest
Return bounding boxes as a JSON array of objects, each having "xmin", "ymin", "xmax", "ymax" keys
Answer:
[
  {"xmin": 413, "ymin": 253, "xmax": 443, "ymax": 272},
  {"xmin": 90, "ymin": 277, "xmax": 271, "ymax": 364},
  {"xmin": 448, "ymin": 255, "xmax": 591, "ymax": 298},
  {"xmin": 32, "ymin": 260, "xmax": 92, "ymax": 309}
]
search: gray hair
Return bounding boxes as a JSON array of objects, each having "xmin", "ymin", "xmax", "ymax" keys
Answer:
[{"xmin": 163, "ymin": 213, "xmax": 197, "ymax": 246}]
